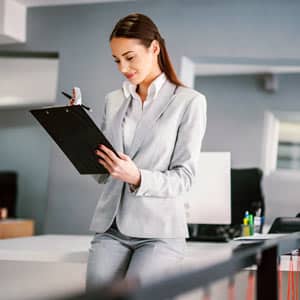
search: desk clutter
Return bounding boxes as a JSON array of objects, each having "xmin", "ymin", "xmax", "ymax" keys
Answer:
[
  {"xmin": 0, "ymin": 219, "xmax": 35, "ymax": 239},
  {"xmin": 0, "ymin": 171, "xmax": 35, "ymax": 239},
  {"xmin": 241, "ymin": 210, "xmax": 264, "ymax": 237}
]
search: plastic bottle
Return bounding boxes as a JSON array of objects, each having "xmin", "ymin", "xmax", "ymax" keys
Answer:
[
  {"xmin": 242, "ymin": 216, "xmax": 250, "ymax": 236},
  {"xmin": 254, "ymin": 208, "xmax": 262, "ymax": 234}
]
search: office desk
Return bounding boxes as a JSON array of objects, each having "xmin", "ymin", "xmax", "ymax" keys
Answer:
[{"xmin": 0, "ymin": 235, "xmax": 298, "ymax": 300}]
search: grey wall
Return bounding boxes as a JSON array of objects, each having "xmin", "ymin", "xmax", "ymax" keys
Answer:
[
  {"xmin": 196, "ymin": 74, "xmax": 300, "ymax": 223},
  {"xmin": 0, "ymin": 0, "xmax": 300, "ymax": 233},
  {"xmin": 197, "ymin": 74, "xmax": 300, "ymax": 167},
  {"xmin": 0, "ymin": 110, "xmax": 51, "ymax": 233}
]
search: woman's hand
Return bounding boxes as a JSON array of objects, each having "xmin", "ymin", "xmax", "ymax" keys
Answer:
[
  {"xmin": 95, "ymin": 144, "xmax": 141, "ymax": 187},
  {"xmin": 69, "ymin": 88, "xmax": 76, "ymax": 105}
]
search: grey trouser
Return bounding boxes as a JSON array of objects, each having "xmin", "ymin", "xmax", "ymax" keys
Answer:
[{"xmin": 86, "ymin": 222, "xmax": 186, "ymax": 291}]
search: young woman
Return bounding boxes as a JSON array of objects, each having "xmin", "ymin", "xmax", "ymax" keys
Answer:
[{"xmin": 85, "ymin": 13, "xmax": 207, "ymax": 290}]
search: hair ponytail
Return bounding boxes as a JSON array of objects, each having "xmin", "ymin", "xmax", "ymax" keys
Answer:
[{"xmin": 110, "ymin": 13, "xmax": 184, "ymax": 87}]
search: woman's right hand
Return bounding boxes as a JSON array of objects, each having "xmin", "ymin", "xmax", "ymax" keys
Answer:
[{"xmin": 69, "ymin": 88, "xmax": 76, "ymax": 105}]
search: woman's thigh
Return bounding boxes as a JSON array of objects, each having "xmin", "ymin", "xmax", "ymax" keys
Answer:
[
  {"xmin": 125, "ymin": 238, "xmax": 186, "ymax": 286},
  {"xmin": 86, "ymin": 232, "xmax": 132, "ymax": 291}
]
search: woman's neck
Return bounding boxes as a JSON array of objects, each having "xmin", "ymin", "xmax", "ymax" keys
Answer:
[{"xmin": 137, "ymin": 69, "xmax": 162, "ymax": 102}]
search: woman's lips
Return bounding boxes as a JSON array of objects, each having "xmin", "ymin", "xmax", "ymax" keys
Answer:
[{"xmin": 125, "ymin": 73, "xmax": 135, "ymax": 79}]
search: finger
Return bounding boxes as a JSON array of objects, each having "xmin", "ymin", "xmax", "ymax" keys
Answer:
[
  {"xmin": 100, "ymin": 159, "xmax": 120, "ymax": 179},
  {"xmin": 99, "ymin": 145, "xmax": 118, "ymax": 162},
  {"xmin": 98, "ymin": 158, "xmax": 112, "ymax": 173},
  {"xmin": 95, "ymin": 150, "xmax": 114, "ymax": 167},
  {"xmin": 118, "ymin": 152, "xmax": 129, "ymax": 160}
]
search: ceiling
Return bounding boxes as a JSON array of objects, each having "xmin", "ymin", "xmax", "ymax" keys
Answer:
[
  {"xmin": 15, "ymin": 0, "xmax": 133, "ymax": 7},
  {"xmin": 1, "ymin": 0, "xmax": 134, "ymax": 44}
]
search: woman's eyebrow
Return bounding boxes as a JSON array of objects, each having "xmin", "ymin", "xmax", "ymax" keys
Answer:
[{"xmin": 112, "ymin": 51, "xmax": 134, "ymax": 58}]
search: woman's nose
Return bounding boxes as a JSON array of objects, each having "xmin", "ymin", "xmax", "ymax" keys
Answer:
[{"xmin": 119, "ymin": 61, "xmax": 129, "ymax": 73}]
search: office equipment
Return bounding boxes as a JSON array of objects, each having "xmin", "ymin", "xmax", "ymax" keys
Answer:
[
  {"xmin": 0, "ymin": 171, "xmax": 17, "ymax": 218},
  {"xmin": 268, "ymin": 217, "xmax": 300, "ymax": 234},
  {"xmin": 184, "ymin": 158, "xmax": 266, "ymax": 241},
  {"xmin": 184, "ymin": 152, "xmax": 231, "ymax": 225},
  {"xmin": 30, "ymin": 105, "xmax": 118, "ymax": 174},
  {"xmin": 181, "ymin": 152, "xmax": 232, "ymax": 241}
]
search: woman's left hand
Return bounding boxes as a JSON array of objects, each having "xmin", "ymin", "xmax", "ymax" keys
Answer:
[{"xmin": 95, "ymin": 144, "xmax": 141, "ymax": 186}]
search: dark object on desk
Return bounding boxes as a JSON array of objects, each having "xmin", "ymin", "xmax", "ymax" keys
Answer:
[
  {"xmin": 268, "ymin": 217, "xmax": 300, "ymax": 233},
  {"xmin": 187, "ymin": 224, "xmax": 241, "ymax": 242},
  {"xmin": 30, "ymin": 105, "xmax": 119, "ymax": 174},
  {"xmin": 231, "ymin": 168, "xmax": 265, "ymax": 231},
  {"xmin": 0, "ymin": 171, "xmax": 17, "ymax": 218}
]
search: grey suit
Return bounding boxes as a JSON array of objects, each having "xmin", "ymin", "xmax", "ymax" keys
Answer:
[
  {"xmin": 90, "ymin": 80, "xmax": 207, "ymax": 238},
  {"xmin": 86, "ymin": 80, "xmax": 206, "ymax": 290}
]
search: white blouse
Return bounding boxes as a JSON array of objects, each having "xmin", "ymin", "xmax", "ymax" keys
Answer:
[{"xmin": 121, "ymin": 72, "xmax": 167, "ymax": 154}]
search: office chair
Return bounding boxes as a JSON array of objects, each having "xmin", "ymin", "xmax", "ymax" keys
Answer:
[
  {"xmin": 296, "ymin": 213, "xmax": 300, "ymax": 218},
  {"xmin": 231, "ymin": 168, "xmax": 265, "ymax": 230},
  {"xmin": 0, "ymin": 171, "xmax": 18, "ymax": 217}
]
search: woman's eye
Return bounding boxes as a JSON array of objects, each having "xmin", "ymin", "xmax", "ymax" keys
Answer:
[
  {"xmin": 127, "ymin": 56, "xmax": 134, "ymax": 61},
  {"xmin": 114, "ymin": 60, "xmax": 120, "ymax": 64}
]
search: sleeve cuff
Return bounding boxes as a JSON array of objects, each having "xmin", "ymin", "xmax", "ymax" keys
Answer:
[{"xmin": 128, "ymin": 169, "xmax": 151, "ymax": 196}]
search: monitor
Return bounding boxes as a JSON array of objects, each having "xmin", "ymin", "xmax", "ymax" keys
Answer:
[{"xmin": 180, "ymin": 152, "xmax": 231, "ymax": 225}]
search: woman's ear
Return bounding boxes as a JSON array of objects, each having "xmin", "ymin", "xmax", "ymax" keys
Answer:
[{"xmin": 151, "ymin": 40, "xmax": 160, "ymax": 56}]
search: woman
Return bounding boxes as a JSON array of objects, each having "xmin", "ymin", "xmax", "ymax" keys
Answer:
[{"xmin": 86, "ymin": 13, "xmax": 207, "ymax": 290}]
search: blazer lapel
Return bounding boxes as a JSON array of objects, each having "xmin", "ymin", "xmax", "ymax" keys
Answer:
[{"xmin": 128, "ymin": 81, "xmax": 177, "ymax": 159}]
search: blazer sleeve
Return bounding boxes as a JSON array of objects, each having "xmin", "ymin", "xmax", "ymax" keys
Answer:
[
  {"xmin": 92, "ymin": 96, "xmax": 110, "ymax": 184},
  {"xmin": 133, "ymin": 93, "xmax": 207, "ymax": 198}
]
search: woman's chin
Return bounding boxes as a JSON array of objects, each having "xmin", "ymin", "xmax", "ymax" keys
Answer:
[{"xmin": 128, "ymin": 77, "xmax": 140, "ymax": 85}]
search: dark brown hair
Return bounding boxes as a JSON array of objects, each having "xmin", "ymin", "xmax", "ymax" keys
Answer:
[{"xmin": 109, "ymin": 13, "xmax": 184, "ymax": 87}]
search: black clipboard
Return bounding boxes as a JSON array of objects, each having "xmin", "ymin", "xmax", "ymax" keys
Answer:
[{"xmin": 30, "ymin": 105, "xmax": 118, "ymax": 174}]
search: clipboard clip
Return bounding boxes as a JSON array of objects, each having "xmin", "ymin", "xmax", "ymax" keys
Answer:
[{"xmin": 61, "ymin": 91, "xmax": 92, "ymax": 112}]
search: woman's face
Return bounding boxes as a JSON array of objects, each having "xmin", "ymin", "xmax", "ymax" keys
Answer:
[{"xmin": 110, "ymin": 37, "xmax": 160, "ymax": 85}]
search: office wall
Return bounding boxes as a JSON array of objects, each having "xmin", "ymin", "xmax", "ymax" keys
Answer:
[
  {"xmin": 196, "ymin": 74, "xmax": 300, "ymax": 223},
  {"xmin": 0, "ymin": 110, "xmax": 51, "ymax": 233},
  {"xmin": 0, "ymin": 0, "xmax": 299, "ymax": 233}
]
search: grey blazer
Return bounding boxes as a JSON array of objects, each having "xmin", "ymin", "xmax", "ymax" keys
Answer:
[{"xmin": 89, "ymin": 80, "xmax": 207, "ymax": 238}]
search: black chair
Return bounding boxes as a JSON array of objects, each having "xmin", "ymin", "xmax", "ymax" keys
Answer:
[
  {"xmin": 268, "ymin": 217, "xmax": 300, "ymax": 233},
  {"xmin": 231, "ymin": 168, "xmax": 265, "ymax": 229},
  {"xmin": 296, "ymin": 213, "xmax": 300, "ymax": 218},
  {"xmin": 0, "ymin": 171, "xmax": 18, "ymax": 217}
]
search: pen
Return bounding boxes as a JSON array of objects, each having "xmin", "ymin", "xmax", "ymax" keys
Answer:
[{"xmin": 61, "ymin": 91, "xmax": 91, "ymax": 111}]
